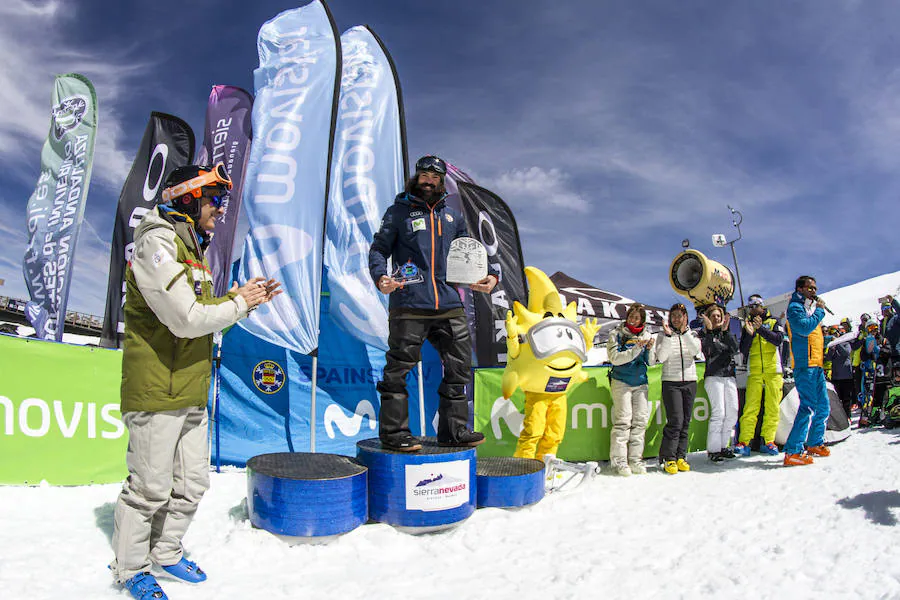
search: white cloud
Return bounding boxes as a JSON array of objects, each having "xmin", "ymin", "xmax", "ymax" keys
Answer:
[
  {"xmin": 485, "ymin": 166, "xmax": 590, "ymax": 214},
  {"xmin": 0, "ymin": 0, "xmax": 148, "ymax": 191}
]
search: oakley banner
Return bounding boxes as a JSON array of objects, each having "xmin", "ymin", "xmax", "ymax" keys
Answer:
[
  {"xmin": 100, "ymin": 112, "xmax": 195, "ymax": 348},
  {"xmin": 238, "ymin": 0, "xmax": 341, "ymax": 355},
  {"xmin": 324, "ymin": 25, "xmax": 407, "ymax": 351},
  {"xmin": 23, "ymin": 73, "xmax": 98, "ymax": 341},
  {"xmin": 197, "ymin": 85, "xmax": 254, "ymax": 297}
]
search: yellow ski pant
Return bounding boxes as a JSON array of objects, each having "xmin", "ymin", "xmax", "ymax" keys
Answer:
[
  {"xmin": 513, "ymin": 391, "xmax": 567, "ymax": 460},
  {"xmin": 738, "ymin": 372, "xmax": 783, "ymax": 445}
]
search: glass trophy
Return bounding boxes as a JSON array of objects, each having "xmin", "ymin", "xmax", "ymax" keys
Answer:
[
  {"xmin": 391, "ymin": 260, "xmax": 424, "ymax": 287},
  {"xmin": 446, "ymin": 237, "xmax": 488, "ymax": 285}
]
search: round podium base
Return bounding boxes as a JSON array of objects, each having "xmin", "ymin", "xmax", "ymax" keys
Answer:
[
  {"xmin": 476, "ymin": 456, "xmax": 545, "ymax": 508},
  {"xmin": 357, "ymin": 437, "xmax": 476, "ymax": 533},
  {"xmin": 247, "ymin": 452, "xmax": 367, "ymax": 538}
]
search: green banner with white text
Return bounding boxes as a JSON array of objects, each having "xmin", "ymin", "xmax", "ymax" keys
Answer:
[
  {"xmin": 0, "ymin": 336, "xmax": 127, "ymax": 485},
  {"xmin": 474, "ymin": 364, "xmax": 711, "ymax": 461}
]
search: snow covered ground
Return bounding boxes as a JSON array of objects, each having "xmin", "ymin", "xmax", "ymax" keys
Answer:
[{"xmin": 1, "ymin": 424, "xmax": 898, "ymax": 600}]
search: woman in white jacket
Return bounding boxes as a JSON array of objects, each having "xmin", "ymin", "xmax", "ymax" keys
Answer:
[{"xmin": 655, "ymin": 303, "xmax": 701, "ymax": 474}]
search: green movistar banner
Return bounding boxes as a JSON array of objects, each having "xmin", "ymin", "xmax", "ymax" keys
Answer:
[
  {"xmin": 474, "ymin": 364, "xmax": 711, "ymax": 461},
  {"xmin": 0, "ymin": 336, "xmax": 127, "ymax": 484}
]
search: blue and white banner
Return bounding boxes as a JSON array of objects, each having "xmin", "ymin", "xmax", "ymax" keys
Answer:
[
  {"xmin": 23, "ymin": 73, "xmax": 97, "ymax": 340},
  {"xmin": 324, "ymin": 25, "xmax": 407, "ymax": 350},
  {"xmin": 238, "ymin": 0, "xmax": 341, "ymax": 354}
]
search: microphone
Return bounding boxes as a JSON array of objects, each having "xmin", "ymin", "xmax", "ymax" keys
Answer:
[{"xmin": 814, "ymin": 295, "xmax": 834, "ymax": 315}]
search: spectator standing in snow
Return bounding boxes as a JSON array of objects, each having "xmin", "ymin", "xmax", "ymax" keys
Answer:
[
  {"xmin": 826, "ymin": 319, "xmax": 858, "ymax": 419},
  {"xmin": 699, "ymin": 305, "xmax": 740, "ymax": 463},
  {"xmin": 783, "ymin": 275, "xmax": 830, "ymax": 466},
  {"xmin": 606, "ymin": 303, "xmax": 655, "ymax": 476},
  {"xmin": 655, "ymin": 303, "xmax": 701, "ymax": 474},
  {"xmin": 109, "ymin": 164, "xmax": 282, "ymax": 600},
  {"xmin": 735, "ymin": 294, "xmax": 785, "ymax": 457}
]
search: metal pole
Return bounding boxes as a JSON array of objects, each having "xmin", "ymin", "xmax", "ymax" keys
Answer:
[
  {"xmin": 310, "ymin": 355, "xmax": 317, "ymax": 452},
  {"xmin": 417, "ymin": 361, "xmax": 426, "ymax": 437},
  {"xmin": 729, "ymin": 241, "xmax": 745, "ymax": 309}
]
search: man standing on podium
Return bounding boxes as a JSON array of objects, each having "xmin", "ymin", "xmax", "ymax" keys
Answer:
[{"xmin": 369, "ymin": 155, "xmax": 498, "ymax": 452}]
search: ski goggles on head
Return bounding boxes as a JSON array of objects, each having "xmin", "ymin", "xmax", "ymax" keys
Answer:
[
  {"xmin": 525, "ymin": 317, "xmax": 587, "ymax": 362},
  {"xmin": 415, "ymin": 155, "xmax": 447, "ymax": 175},
  {"xmin": 161, "ymin": 162, "xmax": 233, "ymax": 202}
]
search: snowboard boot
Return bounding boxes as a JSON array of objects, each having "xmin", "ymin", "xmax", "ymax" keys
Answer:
[
  {"xmin": 662, "ymin": 460, "xmax": 678, "ymax": 475},
  {"xmin": 613, "ymin": 461, "xmax": 632, "ymax": 477},
  {"xmin": 805, "ymin": 445, "xmax": 831, "ymax": 457},
  {"xmin": 783, "ymin": 452, "xmax": 814, "ymax": 466},
  {"xmin": 123, "ymin": 572, "xmax": 168, "ymax": 600},
  {"xmin": 629, "ymin": 460, "xmax": 647, "ymax": 475},
  {"xmin": 760, "ymin": 442, "xmax": 780, "ymax": 456},
  {"xmin": 708, "ymin": 451, "xmax": 725, "ymax": 463},
  {"xmin": 438, "ymin": 429, "xmax": 485, "ymax": 447},
  {"xmin": 733, "ymin": 443, "xmax": 751, "ymax": 457},
  {"xmin": 380, "ymin": 432, "xmax": 422, "ymax": 452},
  {"xmin": 159, "ymin": 557, "xmax": 206, "ymax": 584},
  {"xmin": 676, "ymin": 458, "xmax": 691, "ymax": 472},
  {"xmin": 720, "ymin": 447, "xmax": 736, "ymax": 459}
]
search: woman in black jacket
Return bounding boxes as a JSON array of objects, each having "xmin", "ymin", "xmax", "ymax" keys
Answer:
[{"xmin": 700, "ymin": 305, "xmax": 740, "ymax": 462}]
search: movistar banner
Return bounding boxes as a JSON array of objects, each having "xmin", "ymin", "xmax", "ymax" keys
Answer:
[
  {"xmin": 238, "ymin": 1, "xmax": 341, "ymax": 354},
  {"xmin": 197, "ymin": 86, "xmax": 254, "ymax": 297},
  {"xmin": 475, "ymin": 364, "xmax": 712, "ymax": 461},
  {"xmin": 23, "ymin": 73, "xmax": 98, "ymax": 341},
  {"xmin": 324, "ymin": 25, "xmax": 407, "ymax": 350},
  {"xmin": 100, "ymin": 112, "xmax": 195, "ymax": 348},
  {"xmin": 0, "ymin": 335, "xmax": 127, "ymax": 485}
]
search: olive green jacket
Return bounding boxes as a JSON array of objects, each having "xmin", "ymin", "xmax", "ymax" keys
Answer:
[{"xmin": 120, "ymin": 207, "xmax": 248, "ymax": 413}]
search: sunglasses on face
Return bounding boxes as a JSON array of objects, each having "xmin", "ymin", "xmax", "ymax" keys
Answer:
[{"xmin": 202, "ymin": 191, "xmax": 227, "ymax": 209}]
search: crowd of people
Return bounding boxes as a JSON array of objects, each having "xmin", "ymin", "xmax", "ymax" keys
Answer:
[{"xmin": 604, "ymin": 276, "xmax": 900, "ymax": 476}]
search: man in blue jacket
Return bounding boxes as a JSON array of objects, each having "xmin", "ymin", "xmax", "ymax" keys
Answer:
[
  {"xmin": 369, "ymin": 156, "xmax": 498, "ymax": 451},
  {"xmin": 784, "ymin": 275, "xmax": 829, "ymax": 466}
]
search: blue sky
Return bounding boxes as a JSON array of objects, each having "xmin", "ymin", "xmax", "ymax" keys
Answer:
[{"xmin": 1, "ymin": 0, "xmax": 897, "ymax": 317}]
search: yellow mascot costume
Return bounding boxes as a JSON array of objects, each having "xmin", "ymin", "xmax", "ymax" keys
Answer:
[{"xmin": 504, "ymin": 267, "xmax": 599, "ymax": 460}]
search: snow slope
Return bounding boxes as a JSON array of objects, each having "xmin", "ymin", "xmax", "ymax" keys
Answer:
[{"xmin": 1, "ymin": 427, "xmax": 898, "ymax": 599}]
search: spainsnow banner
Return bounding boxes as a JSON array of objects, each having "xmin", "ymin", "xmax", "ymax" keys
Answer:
[
  {"xmin": 456, "ymin": 181, "xmax": 527, "ymax": 367},
  {"xmin": 0, "ymin": 335, "xmax": 127, "ymax": 485},
  {"xmin": 23, "ymin": 73, "xmax": 98, "ymax": 341},
  {"xmin": 238, "ymin": 0, "xmax": 341, "ymax": 355},
  {"xmin": 474, "ymin": 364, "xmax": 712, "ymax": 461},
  {"xmin": 100, "ymin": 112, "xmax": 195, "ymax": 348},
  {"xmin": 323, "ymin": 25, "xmax": 407, "ymax": 351},
  {"xmin": 197, "ymin": 85, "xmax": 254, "ymax": 297}
]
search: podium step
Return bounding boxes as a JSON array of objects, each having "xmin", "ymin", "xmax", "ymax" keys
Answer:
[
  {"xmin": 247, "ymin": 452, "xmax": 367, "ymax": 538},
  {"xmin": 357, "ymin": 437, "xmax": 476, "ymax": 533},
  {"xmin": 476, "ymin": 456, "xmax": 545, "ymax": 508}
]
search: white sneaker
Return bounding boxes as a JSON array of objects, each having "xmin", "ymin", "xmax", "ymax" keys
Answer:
[
  {"xmin": 614, "ymin": 463, "xmax": 632, "ymax": 477},
  {"xmin": 629, "ymin": 461, "xmax": 647, "ymax": 475}
]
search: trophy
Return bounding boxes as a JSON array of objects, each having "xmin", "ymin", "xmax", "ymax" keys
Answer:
[
  {"xmin": 391, "ymin": 260, "xmax": 424, "ymax": 287},
  {"xmin": 446, "ymin": 237, "xmax": 488, "ymax": 285}
]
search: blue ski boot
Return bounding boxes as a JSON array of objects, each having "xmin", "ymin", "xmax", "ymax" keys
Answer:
[
  {"xmin": 760, "ymin": 442, "xmax": 780, "ymax": 456},
  {"xmin": 160, "ymin": 557, "xmax": 207, "ymax": 584},
  {"xmin": 123, "ymin": 572, "xmax": 168, "ymax": 600}
]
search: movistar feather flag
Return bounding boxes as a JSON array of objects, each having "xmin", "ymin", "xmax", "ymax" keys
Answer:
[
  {"xmin": 23, "ymin": 73, "xmax": 97, "ymax": 341},
  {"xmin": 197, "ymin": 85, "xmax": 254, "ymax": 297},
  {"xmin": 238, "ymin": 1, "xmax": 341, "ymax": 354},
  {"xmin": 324, "ymin": 25, "xmax": 407, "ymax": 350}
]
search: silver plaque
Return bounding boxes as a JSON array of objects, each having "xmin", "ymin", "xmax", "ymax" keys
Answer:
[{"xmin": 446, "ymin": 237, "xmax": 488, "ymax": 285}]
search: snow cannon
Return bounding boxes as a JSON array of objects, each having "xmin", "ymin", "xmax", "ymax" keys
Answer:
[{"xmin": 669, "ymin": 249, "xmax": 735, "ymax": 310}]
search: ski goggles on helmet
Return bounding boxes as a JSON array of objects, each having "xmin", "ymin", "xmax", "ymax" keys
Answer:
[
  {"xmin": 525, "ymin": 317, "xmax": 587, "ymax": 362},
  {"xmin": 161, "ymin": 162, "xmax": 233, "ymax": 203},
  {"xmin": 415, "ymin": 155, "xmax": 447, "ymax": 175}
]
